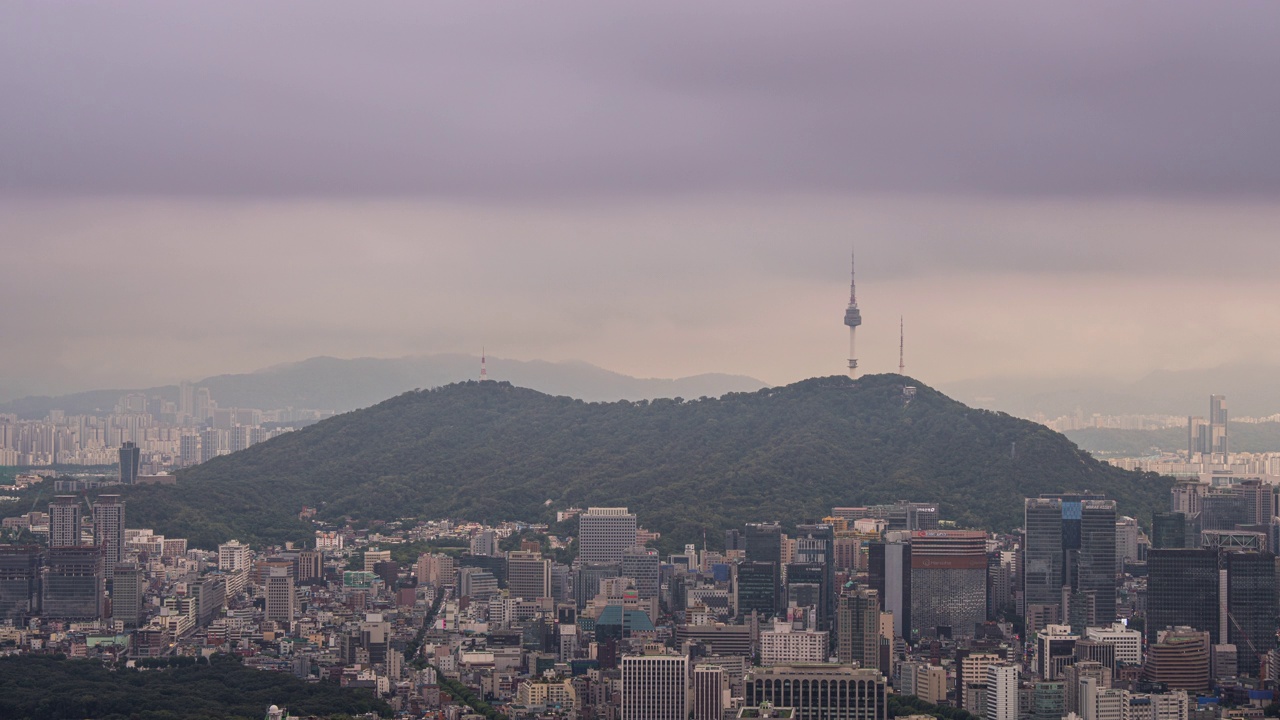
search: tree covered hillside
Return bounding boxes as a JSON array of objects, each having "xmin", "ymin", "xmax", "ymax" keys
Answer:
[{"xmin": 124, "ymin": 375, "xmax": 1171, "ymax": 549}]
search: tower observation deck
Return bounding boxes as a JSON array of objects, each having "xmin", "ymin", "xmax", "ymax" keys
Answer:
[{"xmin": 844, "ymin": 252, "xmax": 862, "ymax": 376}]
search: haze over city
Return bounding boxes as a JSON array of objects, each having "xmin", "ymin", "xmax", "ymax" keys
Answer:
[{"xmin": 3, "ymin": 2, "xmax": 1279, "ymax": 400}]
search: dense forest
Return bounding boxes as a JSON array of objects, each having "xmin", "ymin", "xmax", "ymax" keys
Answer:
[
  {"xmin": 109, "ymin": 374, "xmax": 1170, "ymax": 551},
  {"xmin": 0, "ymin": 654, "xmax": 389, "ymax": 719}
]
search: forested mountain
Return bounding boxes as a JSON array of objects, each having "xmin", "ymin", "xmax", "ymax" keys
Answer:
[
  {"xmin": 121, "ymin": 374, "xmax": 1171, "ymax": 550},
  {"xmin": 0, "ymin": 354, "xmax": 764, "ymax": 417}
]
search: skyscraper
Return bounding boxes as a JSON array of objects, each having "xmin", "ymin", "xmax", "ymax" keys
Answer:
[
  {"xmin": 868, "ymin": 535, "xmax": 911, "ymax": 639},
  {"xmin": 1209, "ymin": 395, "xmax": 1228, "ymax": 456},
  {"xmin": 265, "ymin": 566, "xmax": 296, "ymax": 626},
  {"xmin": 1023, "ymin": 495, "xmax": 1117, "ymax": 630},
  {"xmin": 506, "ymin": 550, "xmax": 551, "ymax": 601},
  {"xmin": 49, "ymin": 495, "xmax": 83, "ymax": 548},
  {"xmin": 111, "ymin": 562, "xmax": 145, "ymax": 627},
  {"xmin": 837, "ymin": 585, "xmax": 881, "ymax": 669},
  {"xmin": 0, "ymin": 545, "xmax": 41, "ymax": 622},
  {"xmin": 985, "ymin": 664, "xmax": 1019, "ymax": 720},
  {"xmin": 42, "ymin": 545, "xmax": 104, "ymax": 619},
  {"xmin": 118, "ymin": 441, "xmax": 140, "ymax": 485},
  {"xmin": 620, "ymin": 649, "xmax": 688, "ymax": 720},
  {"xmin": 621, "ymin": 545, "xmax": 660, "ymax": 600},
  {"xmin": 909, "ymin": 530, "xmax": 987, "ymax": 638},
  {"xmin": 579, "ymin": 507, "xmax": 637, "ymax": 564},
  {"xmin": 92, "ymin": 495, "xmax": 125, "ymax": 579},
  {"xmin": 1146, "ymin": 549, "xmax": 1219, "ymax": 645},
  {"xmin": 692, "ymin": 664, "xmax": 727, "ymax": 720},
  {"xmin": 844, "ymin": 251, "xmax": 863, "ymax": 377},
  {"xmin": 735, "ymin": 560, "xmax": 780, "ymax": 619},
  {"xmin": 1223, "ymin": 551, "xmax": 1277, "ymax": 676}
]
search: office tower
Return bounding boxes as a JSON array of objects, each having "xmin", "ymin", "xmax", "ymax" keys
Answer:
[
  {"xmin": 1200, "ymin": 489, "xmax": 1248, "ymax": 532},
  {"xmin": 579, "ymin": 507, "xmax": 638, "ymax": 564},
  {"xmin": 1023, "ymin": 496, "xmax": 1117, "ymax": 629},
  {"xmin": 745, "ymin": 521, "xmax": 783, "ymax": 563},
  {"xmin": 1085, "ymin": 622, "xmax": 1143, "ymax": 666},
  {"xmin": 1188, "ymin": 417, "xmax": 1209, "ymax": 458},
  {"xmin": 117, "ymin": 441, "xmax": 141, "ymax": 484},
  {"xmin": 793, "ymin": 523, "xmax": 836, "ymax": 630},
  {"xmin": 363, "ymin": 548, "xmax": 391, "ymax": 572},
  {"xmin": 844, "ymin": 250, "xmax": 863, "ymax": 376},
  {"xmin": 746, "ymin": 665, "xmax": 887, "ymax": 720},
  {"xmin": 111, "ymin": 562, "xmax": 145, "ymax": 627},
  {"xmin": 1036, "ymin": 624, "xmax": 1079, "ymax": 680},
  {"xmin": 909, "ymin": 530, "xmax": 987, "ymax": 638},
  {"xmin": 507, "ymin": 550, "xmax": 551, "ymax": 600},
  {"xmin": 838, "ymin": 586, "xmax": 881, "ymax": 669},
  {"xmin": 42, "ymin": 546, "xmax": 104, "ymax": 619},
  {"xmin": 986, "ymin": 664, "xmax": 1019, "ymax": 720},
  {"xmin": 193, "ymin": 386, "xmax": 213, "ymax": 423},
  {"xmin": 692, "ymin": 664, "xmax": 727, "ymax": 720},
  {"xmin": 915, "ymin": 664, "xmax": 948, "ymax": 705},
  {"xmin": 194, "ymin": 575, "xmax": 226, "ymax": 626},
  {"xmin": 458, "ymin": 567, "xmax": 499, "ymax": 600},
  {"xmin": 1152, "ymin": 512, "xmax": 1187, "ymax": 550},
  {"xmin": 470, "ymin": 530, "xmax": 497, "ymax": 556},
  {"xmin": 1032, "ymin": 682, "xmax": 1066, "ymax": 720},
  {"xmin": 0, "ymin": 545, "xmax": 41, "ymax": 621},
  {"xmin": 1115, "ymin": 517, "xmax": 1139, "ymax": 570},
  {"xmin": 1143, "ymin": 628, "xmax": 1210, "ymax": 693},
  {"xmin": 574, "ymin": 561, "xmax": 620, "ymax": 609},
  {"xmin": 868, "ymin": 535, "xmax": 911, "ymax": 638},
  {"xmin": 725, "ymin": 530, "xmax": 747, "ymax": 553},
  {"xmin": 760, "ymin": 620, "xmax": 829, "ymax": 665},
  {"xmin": 959, "ymin": 653, "xmax": 1001, "ymax": 712},
  {"xmin": 49, "ymin": 495, "xmax": 83, "ymax": 548},
  {"xmin": 786, "ymin": 561, "xmax": 831, "ymax": 631},
  {"xmin": 621, "ymin": 545, "xmax": 660, "ymax": 600},
  {"xmin": 1209, "ymin": 395, "xmax": 1228, "ymax": 455},
  {"xmin": 218, "ymin": 539, "xmax": 250, "ymax": 572},
  {"xmin": 1223, "ymin": 551, "xmax": 1277, "ymax": 676},
  {"xmin": 297, "ymin": 550, "xmax": 322, "ymax": 582},
  {"xmin": 620, "ymin": 649, "xmax": 688, "ymax": 720},
  {"xmin": 1063, "ymin": 661, "xmax": 1109, "ymax": 715},
  {"xmin": 735, "ymin": 560, "xmax": 780, "ymax": 618},
  {"xmin": 1146, "ymin": 549, "xmax": 1219, "ymax": 645},
  {"xmin": 264, "ymin": 566, "xmax": 296, "ymax": 626},
  {"xmin": 92, "ymin": 495, "xmax": 125, "ymax": 579}
]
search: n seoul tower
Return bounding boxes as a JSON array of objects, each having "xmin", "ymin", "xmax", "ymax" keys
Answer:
[{"xmin": 843, "ymin": 251, "xmax": 862, "ymax": 377}]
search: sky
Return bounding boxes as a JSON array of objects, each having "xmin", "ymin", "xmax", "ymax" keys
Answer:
[{"xmin": 2, "ymin": 2, "xmax": 1279, "ymax": 398}]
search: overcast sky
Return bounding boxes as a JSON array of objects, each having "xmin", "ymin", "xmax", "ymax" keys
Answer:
[{"xmin": 2, "ymin": 2, "xmax": 1279, "ymax": 398}]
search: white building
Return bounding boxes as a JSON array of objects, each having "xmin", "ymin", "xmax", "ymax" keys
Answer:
[
  {"xmin": 760, "ymin": 620, "xmax": 829, "ymax": 666},
  {"xmin": 985, "ymin": 664, "xmax": 1018, "ymax": 720},
  {"xmin": 1086, "ymin": 622, "xmax": 1143, "ymax": 666},
  {"xmin": 621, "ymin": 648, "xmax": 688, "ymax": 720},
  {"xmin": 217, "ymin": 539, "xmax": 250, "ymax": 573},
  {"xmin": 579, "ymin": 507, "xmax": 638, "ymax": 564}
]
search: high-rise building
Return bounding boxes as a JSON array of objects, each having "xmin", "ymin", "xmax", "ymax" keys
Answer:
[
  {"xmin": 111, "ymin": 562, "xmax": 145, "ymax": 627},
  {"xmin": 579, "ymin": 507, "xmax": 638, "ymax": 564},
  {"xmin": 179, "ymin": 434, "xmax": 200, "ymax": 467},
  {"xmin": 745, "ymin": 522, "xmax": 783, "ymax": 564},
  {"xmin": 868, "ymin": 535, "xmax": 911, "ymax": 639},
  {"xmin": 1223, "ymin": 551, "xmax": 1277, "ymax": 676},
  {"xmin": 792, "ymin": 523, "xmax": 836, "ymax": 631},
  {"xmin": 1036, "ymin": 624, "xmax": 1079, "ymax": 680},
  {"xmin": 0, "ymin": 545, "xmax": 41, "ymax": 622},
  {"xmin": 1200, "ymin": 489, "xmax": 1248, "ymax": 533},
  {"xmin": 620, "ymin": 649, "xmax": 688, "ymax": 720},
  {"xmin": 1023, "ymin": 495, "xmax": 1117, "ymax": 630},
  {"xmin": 49, "ymin": 495, "xmax": 83, "ymax": 548},
  {"xmin": 470, "ymin": 530, "xmax": 497, "ymax": 556},
  {"xmin": 986, "ymin": 664, "xmax": 1019, "ymax": 720},
  {"xmin": 507, "ymin": 550, "xmax": 551, "ymax": 600},
  {"xmin": 735, "ymin": 560, "xmax": 780, "ymax": 619},
  {"xmin": 218, "ymin": 539, "xmax": 250, "ymax": 573},
  {"xmin": 1032, "ymin": 682, "xmax": 1066, "ymax": 720},
  {"xmin": 118, "ymin": 441, "xmax": 140, "ymax": 484},
  {"xmin": 909, "ymin": 530, "xmax": 987, "ymax": 638},
  {"xmin": 92, "ymin": 495, "xmax": 125, "ymax": 579},
  {"xmin": 692, "ymin": 664, "xmax": 727, "ymax": 720},
  {"xmin": 960, "ymin": 652, "xmax": 1002, "ymax": 711},
  {"xmin": 838, "ymin": 586, "xmax": 881, "ymax": 669},
  {"xmin": 760, "ymin": 620, "xmax": 828, "ymax": 666},
  {"xmin": 1151, "ymin": 512, "xmax": 1187, "ymax": 550},
  {"xmin": 746, "ymin": 665, "xmax": 887, "ymax": 720},
  {"xmin": 1085, "ymin": 622, "xmax": 1143, "ymax": 667},
  {"xmin": 42, "ymin": 546, "xmax": 104, "ymax": 619},
  {"xmin": 1146, "ymin": 549, "xmax": 1219, "ymax": 645},
  {"xmin": 264, "ymin": 566, "xmax": 296, "ymax": 626},
  {"xmin": 1209, "ymin": 395, "xmax": 1228, "ymax": 456},
  {"xmin": 297, "ymin": 550, "xmax": 322, "ymax": 582},
  {"xmin": 621, "ymin": 545, "xmax": 660, "ymax": 600},
  {"xmin": 1143, "ymin": 628, "xmax": 1210, "ymax": 693}
]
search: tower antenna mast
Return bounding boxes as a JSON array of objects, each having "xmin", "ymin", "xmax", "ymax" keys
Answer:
[
  {"xmin": 842, "ymin": 249, "xmax": 862, "ymax": 377},
  {"xmin": 480, "ymin": 347, "xmax": 488, "ymax": 382},
  {"xmin": 899, "ymin": 316, "xmax": 905, "ymax": 375}
]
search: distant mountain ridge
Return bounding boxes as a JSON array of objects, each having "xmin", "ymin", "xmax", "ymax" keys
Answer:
[
  {"xmin": 114, "ymin": 374, "xmax": 1172, "ymax": 550},
  {"xmin": 0, "ymin": 354, "xmax": 767, "ymax": 418}
]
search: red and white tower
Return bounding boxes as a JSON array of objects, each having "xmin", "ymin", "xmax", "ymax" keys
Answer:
[{"xmin": 843, "ymin": 251, "xmax": 862, "ymax": 377}]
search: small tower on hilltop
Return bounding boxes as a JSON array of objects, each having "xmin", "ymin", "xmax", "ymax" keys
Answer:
[
  {"xmin": 899, "ymin": 316, "xmax": 905, "ymax": 375},
  {"xmin": 843, "ymin": 251, "xmax": 862, "ymax": 377},
  {"xmin": 480, "ymin": 348, "xmax": 489, "ymax": 382}
]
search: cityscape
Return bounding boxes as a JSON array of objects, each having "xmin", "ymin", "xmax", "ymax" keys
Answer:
[{"xmin": 4, "ymin": 3, "xmax": 1280, "ymax": 720}]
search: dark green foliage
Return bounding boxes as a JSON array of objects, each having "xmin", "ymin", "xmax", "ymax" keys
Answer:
[
  {"xmin": 436, "ymin": 672, "xmax": 508, "ymax": 720},
  {"xmin": 890, "ymin": 694, "xmax": 977, "ymax": 720},
  {"xmin": 119, "ymin": 375, "xmax": 1171, "ymax": 552},
  {"xmin": 0, "ymin": 654, "xmax": 389, "ymax": 719}
]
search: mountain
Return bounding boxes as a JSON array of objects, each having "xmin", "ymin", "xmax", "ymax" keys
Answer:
[
  {"xmin": 116, "ymin": 374, "xmax": 1172, "ymax": 550},
  {"xmin": 0, "ymin": 354, "xmax": 766, "ymax": 418},
  {"xmin": 940, "ymin": 363, "xmax": 1280, "ymax": 419}
]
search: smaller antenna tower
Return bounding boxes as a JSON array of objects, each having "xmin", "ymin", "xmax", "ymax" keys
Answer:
[
  {"xmin": 899, "ymin": 316, "xmax": 905, "ymax": 375},
  {"xmin": 480, "ymin": 347, "xmax": 488, "ymax": 382}
]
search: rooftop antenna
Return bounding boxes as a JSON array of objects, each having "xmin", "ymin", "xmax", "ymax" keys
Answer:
[
  {"xmin": 480, "ymin": 348, "xmax": 488, "ymax": 382},
  {"xmin": 899, "ymin": 316, "xmax": 905, "ymax": 375}
]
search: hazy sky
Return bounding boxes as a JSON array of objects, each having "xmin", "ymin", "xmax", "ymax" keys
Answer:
[{"xmin": 3, "ymin": 2, "xmax": 1279, "ymax": 397}]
